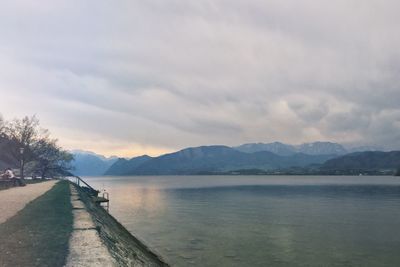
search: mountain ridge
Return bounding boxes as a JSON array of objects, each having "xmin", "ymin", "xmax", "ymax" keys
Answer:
[
  {"xmin": 321, "ymin": 151, "xmax": 400, "ymax": 171},
  {"xmin": 71, "ymin": 151, "xmax": 118, "ymax": 176},
  {"xmin": 73, "ymin": 142, "xmax": 393, "ymax": 176},
  {"xmin": 104, "ymin": 155, "xmax": 152, "ymax": 175},
  {"xmin": 105, "ymin": 145, "xmax": 337, "ymax": 175},
  {"xmin": 234, "ymin": 141, "xmax": 348, "ymax": 155}
]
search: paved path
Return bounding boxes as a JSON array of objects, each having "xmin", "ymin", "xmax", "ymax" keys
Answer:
[
  {"xmin": 66, "ymin": 184, "xmax": 116, "ymax": 267},
  {"xmin": 0, "ymin": 180, "xmax": 58, "ymax": 224}
]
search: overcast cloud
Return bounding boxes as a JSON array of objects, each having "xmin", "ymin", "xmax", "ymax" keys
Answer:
[{"xmin": 0, "ymin": 0, "xmax": 399, "ymax": 157}]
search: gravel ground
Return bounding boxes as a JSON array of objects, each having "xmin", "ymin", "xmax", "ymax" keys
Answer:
[{"xmin": 0, "ymin": 180, "xmax": 57, "ymax": 224}]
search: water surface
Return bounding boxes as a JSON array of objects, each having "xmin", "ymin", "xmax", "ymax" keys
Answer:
[{"xmin": 85, "ymin": 176, "xmax": 400, "ymax": 266}]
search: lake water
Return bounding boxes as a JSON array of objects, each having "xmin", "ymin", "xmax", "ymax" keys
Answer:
[{"xmin": 84, "ymin": 175, "xmax": 400, "ymax": 267}]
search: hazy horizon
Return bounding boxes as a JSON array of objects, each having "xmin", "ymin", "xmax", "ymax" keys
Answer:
[{"xmin": 1, "ymin": 1, "xmax": 399, "ymax": 157}]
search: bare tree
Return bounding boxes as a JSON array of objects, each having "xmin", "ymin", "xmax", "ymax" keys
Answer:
[
  {"xmin": 0, "ymin": 114, "xmax": 7, "ymax": 140},
  {"xmin": 0, "ymin": 114, "xmax": 15, "ymax": 169},
  {"xmin": 1, "ymin": 115, "xmax": 74, "ymax": 178},
  {"xmin": 6, "ymin": 115, "xmax": 41, "ymax": 145},
  {"xmin": 33, "ymin": 138, "xmax": 74, "ymax": 179},
  {"xmin": 0, "ymin": 114, "xmax": 4, "ymax": 135},
  {"xmin": 4, "ymin": 115, "xmax": 44, "ymax": 178}
]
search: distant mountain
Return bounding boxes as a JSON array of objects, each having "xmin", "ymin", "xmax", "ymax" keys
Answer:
[
  {"xmin": 71, "ymin": 151, "xmax": 118, "ymax": 176},
  {"xmin": 346, "ymin": 145, "xmax": 383, "ymax": 153},
  {"xmin": 321, "ymin": 151, "xmax": 400, "ymax": 171},
  {"xmin": 234, "ymin": 141, "xmax": 347, "ymax": 156},
  {"xmin": 105, "ymin": 145, "xmax": 336, "ymax": 175},
  {"xmin": 234, "ymin": 142, "xmax": 296, "ymax": 155},
  {"xmin": 104, "ymin": 155, "xmax": 152, "ymax": 175},
  {"xmin": 297, "ymin": 142, "xmax": 347, "ymax": 155}
]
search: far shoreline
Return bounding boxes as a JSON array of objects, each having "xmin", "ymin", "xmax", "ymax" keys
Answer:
[{"xmin": 89, "ymin": 173, "xmax": 398, "ymax": 177}]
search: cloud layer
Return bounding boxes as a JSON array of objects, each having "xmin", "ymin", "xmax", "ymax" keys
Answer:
[{"xmin": 1, "ymin": 0, "xmax": 399, "ymax": 156}]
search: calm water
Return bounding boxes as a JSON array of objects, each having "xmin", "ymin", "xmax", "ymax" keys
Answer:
[{"xmin": 85, "ymin": 176, "xmax": 400, "ymax": 267}]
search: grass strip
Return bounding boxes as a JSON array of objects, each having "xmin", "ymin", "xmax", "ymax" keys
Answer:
[{"xmin": 0, "ymin": 180, "xmax": 73, "ymax": 267}]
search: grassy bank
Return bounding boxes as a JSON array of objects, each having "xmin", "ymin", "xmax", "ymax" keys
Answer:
[{"xmin": 0, "ymin": 180, "xmax": 73, "ymax": 267}]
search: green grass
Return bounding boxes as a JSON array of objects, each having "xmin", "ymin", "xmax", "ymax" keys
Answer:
[{"xmin": 0, "ymin": 180, "xmax": 73, "ymax": 267}]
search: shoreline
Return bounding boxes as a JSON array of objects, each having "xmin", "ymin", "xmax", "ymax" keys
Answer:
[
  {"xmin": 100, "ymin": 172, "xmax": 397, "ymax": 176},
  {"xmin": 72, "ymin": 182, "xmax": 169, "ymax": 267}
]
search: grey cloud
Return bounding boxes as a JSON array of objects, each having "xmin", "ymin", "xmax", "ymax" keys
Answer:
[
  {"xmin": 324, "ymin": 109, "xmax": 371, "ymax": 134},
  {"xmin": 1, "ymin": 0, "xmax": 400, "ymax": 155},
  {"xmin": 287, "ymin": 95, "xmax": 330, "ymax": 123}
]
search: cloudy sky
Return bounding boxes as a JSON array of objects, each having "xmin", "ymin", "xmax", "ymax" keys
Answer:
[{"xmin": 1, "ymin": 0, "xmax": 399, "ymax": 157}]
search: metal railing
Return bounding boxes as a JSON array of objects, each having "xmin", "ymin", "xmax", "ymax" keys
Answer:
[
  {"xmin": 70, "ymin": 175, "xmax": 99, "ymax": 196},
  {"xmin": 68, "ymin": 175, "xmax": 110, "ymax": 212}
]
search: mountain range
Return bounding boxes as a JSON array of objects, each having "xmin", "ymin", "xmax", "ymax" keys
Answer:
[
  {"xmin": 104, "ymin": 155, "xmax": 152, "ymax": 175},
  {"xmin": 71, "ymin": 142, "xmax": 398, "ymax": 176},
  {"xmin": 106, "ymin": 146, "xmax": 337, "ymax": 175},
  {"xmin": 71, "ymin": 150, "xmax": 118, "ymax": 176},
  {"xmin": 321, "ymin": 151, "xmax": 400, "ymax": 171},
  {"xmin": 234, "ymin": 141, "xmax": 349, "ymax": 155}
]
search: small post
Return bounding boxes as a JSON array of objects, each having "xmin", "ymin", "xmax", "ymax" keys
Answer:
[{"xmin": 19, "ymin": 147, "xmax": 25, "ymax": 180}]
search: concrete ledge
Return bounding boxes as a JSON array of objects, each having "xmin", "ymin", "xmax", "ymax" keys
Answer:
[
  {"xmin": 72, "ymin": 200, "xmax": 86, "ymax": 210},
  {"xmin": 67, "ymin": 184, "xmax": 117, "ymax": 267},
  {"xmin": 65, "ymin": 229, "xmax": 116, "ymax": 267},
  {"xmin": 72, "ymin": 196, "xmax": 81, "ymax": 201},
  {"xmin": 73, "ymin": 209, "xmax": 96, "ymax": 229}
]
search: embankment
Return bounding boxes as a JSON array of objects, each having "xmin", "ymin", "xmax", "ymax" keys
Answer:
[{"xmin": 73, "ymin": 183, "xmax": 169, "ymax": 267}]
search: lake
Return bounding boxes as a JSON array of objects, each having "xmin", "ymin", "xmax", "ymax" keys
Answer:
[{"xmin": 84, "ymin": 175, "xmax": 400, "ymax": 267}]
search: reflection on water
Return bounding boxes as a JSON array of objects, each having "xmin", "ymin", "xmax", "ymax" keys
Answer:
[
  {"xmin": 115, "ymin": 186, "xmax": 166, "ymax": 215},
  {"xmin": 86, "ymin": 176, "xmax": 400, "ymax": 267}
]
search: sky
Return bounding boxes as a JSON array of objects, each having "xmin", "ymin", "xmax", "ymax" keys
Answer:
[{"xmin": 0, "ymin": 0, "xmax": 399, "ymax": 157}]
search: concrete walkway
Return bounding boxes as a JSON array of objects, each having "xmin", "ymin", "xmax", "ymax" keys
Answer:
[
  {"xmin": 0, "ymin": 180, "xmax": 58, "ymax": 224},
  {"xmin": 66, "ymin": 184, "xmax": 116, "ymax": 267}
]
